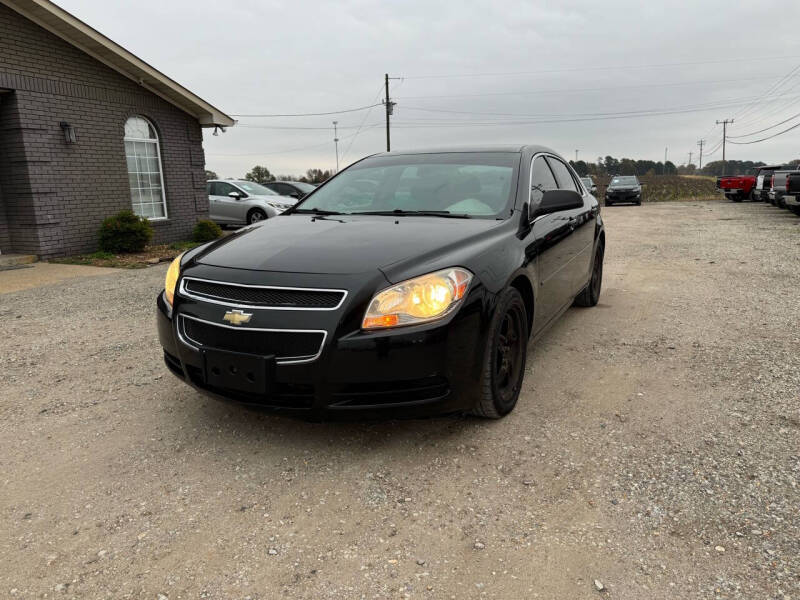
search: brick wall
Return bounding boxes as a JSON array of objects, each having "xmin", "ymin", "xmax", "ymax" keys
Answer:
[{"xmin": 0, "ymin": 3, "xmax": 210, "ymax": 257}]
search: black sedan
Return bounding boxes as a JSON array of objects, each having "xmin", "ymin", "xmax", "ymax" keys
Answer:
[
  {"xmin": 157, "ymin": 146, "xmax": 605, "ymax": 420},
  {"xmin": 605, "ymin": 175, "xmax": 642, "ymax": 205}
]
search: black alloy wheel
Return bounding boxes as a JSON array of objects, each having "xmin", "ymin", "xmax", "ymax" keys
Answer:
[{"xmin": 472, "ymin": 288, "xmax": 528, "ymax": 419}]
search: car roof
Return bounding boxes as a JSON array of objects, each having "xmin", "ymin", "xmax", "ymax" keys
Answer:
[{"xmin": 369, "ymin": 144, "xmax": 556, "ymax": 156}]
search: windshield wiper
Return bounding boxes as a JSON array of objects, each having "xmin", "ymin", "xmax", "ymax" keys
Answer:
[
  {"xmin": 356, "ymin": 209, "xmax": 472, "ymax": 219},
  {"xmin": 292, "ymin": 208, "xmax": 343, "ymax": 215}
]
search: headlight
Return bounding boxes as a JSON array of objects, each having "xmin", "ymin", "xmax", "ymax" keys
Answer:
[
  {"xmin": 362, "ymin": 267, "xmax": 473, "ymax": 330},
  {"xmin": 164, "ymin": 252, "xmax": 185, "ymax": 306}
]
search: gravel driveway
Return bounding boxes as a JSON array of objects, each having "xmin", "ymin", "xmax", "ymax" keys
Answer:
[{"xmin": 1, "ymin": 200, "xmax": 798, "ymax": 599}]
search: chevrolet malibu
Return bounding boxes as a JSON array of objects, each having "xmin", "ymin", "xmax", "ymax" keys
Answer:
[{"xmin": 157, "ymin": 146, "xmax": 605, "ymax": 419}]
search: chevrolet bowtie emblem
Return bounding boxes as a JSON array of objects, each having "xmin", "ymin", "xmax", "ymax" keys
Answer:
[{"xmin": 223, "ymin": 309, "xmax": 252, "ymax": 326}]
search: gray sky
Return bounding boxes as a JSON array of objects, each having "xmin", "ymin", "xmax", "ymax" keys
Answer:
[{"xmin": 60, "ymin": 0, "xmax": 800, "ymax": 177}]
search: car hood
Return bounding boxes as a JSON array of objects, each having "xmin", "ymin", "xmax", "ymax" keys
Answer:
[
  {"xmin": 196, "ymin": 214, "xmax": 503, "ymax": 275},
  {"xmin": 249, "ymin": 194, "xmax": 295, "ymax": 204}
]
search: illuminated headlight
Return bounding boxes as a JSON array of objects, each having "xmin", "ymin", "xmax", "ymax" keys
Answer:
[
  {"xmin": 362, "ymin": 267, "xmax": 473, "ymax": 330},
  {"xmin": 164, "ymin": 252, "xmax": 185, "ymax": 306}
]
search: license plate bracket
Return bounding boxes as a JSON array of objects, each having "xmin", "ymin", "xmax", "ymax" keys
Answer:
[{"xmin": 203, "ymin": 348, "xmax": 273, "ymax": 395}]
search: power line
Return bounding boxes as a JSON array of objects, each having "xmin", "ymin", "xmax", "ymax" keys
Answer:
[
  {"xmin": 400, "ymin": 55, "xmax": 800, "ymax": 80},
  {"xmin": 206, "ymin": 128, "xmax": 375, "ymax": 157},
  {"xmin": 394, "ymin": 76, "xmax": 785, "ymax": 101},
  {"xmin": 727, "ymin": 120, "xmax": 800, "ymax": 144},
  {"xmin": 341, "ymin": 84, "xmax": 386, "ymax": 165},
  {"xmin": 400, "ymin": 94, "xmax": 788, "ymax": 120},
  {"xmin": 230, "ymin": 103, "xmax": 383, "ymax": 118},
  {"xmin": 728, "ymin": 110, "xmax": 800, "ymax": 138}
]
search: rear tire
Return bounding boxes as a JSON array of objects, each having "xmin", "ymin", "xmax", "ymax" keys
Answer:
[
  {"xmin": 574, "ymin": 239, "xmax": 604, "ymax": 307},
  {"xmin": 471, "ymin": 288, "xmax": 528, "ymax": 419},
  {"xmin": 606, "ymin": 200, "xmax": 613, "ymax": 206}
]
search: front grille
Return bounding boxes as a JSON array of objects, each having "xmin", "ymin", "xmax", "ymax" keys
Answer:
[
  {"xmin": 183, "ymin": 279, "xmax": 345, "ymax": 309},
  {"xmin": 180, "ymin": 316, "xmax": 324, "ymax": 362}
]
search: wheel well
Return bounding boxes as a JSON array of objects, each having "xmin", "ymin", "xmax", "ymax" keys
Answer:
[
  {"xmin": 247, "ymin": 207, "xmax": 267, "ymax": 218},
  {"xmin": 510, "ymin": 275, "xmax": 534, "ymax": 333}
]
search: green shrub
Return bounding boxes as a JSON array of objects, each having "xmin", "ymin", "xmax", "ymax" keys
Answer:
[
  {"xmin": 98, "ymin": 210, "xmax": 153, "ymax": 253},
  {"xmin": 192, "ymin": 219, "xmax": 223, "ymax": 243}
]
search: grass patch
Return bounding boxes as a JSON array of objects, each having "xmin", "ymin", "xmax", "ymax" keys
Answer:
[
  {"xmin": 169, "ymin": 240, "xmax": 202, "ymax": 251},
  {"xmin": 50, "ymin": 241, "xmax": 200, "ymax": 269}
]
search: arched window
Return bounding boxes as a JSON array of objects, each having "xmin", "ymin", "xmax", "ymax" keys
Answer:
[{"xmin": 124, "ymin": 116, "xmax": 167, "ymax": 219}]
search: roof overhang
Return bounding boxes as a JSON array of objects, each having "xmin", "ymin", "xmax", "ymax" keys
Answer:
[{"xmin": 1, "ymin": 0, "xmax": 234, "ymax": 128}]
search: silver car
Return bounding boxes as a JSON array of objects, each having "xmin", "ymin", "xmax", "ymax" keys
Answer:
[{"xmin": 207, "ymin": 180, "xmax": 297, "ymax": 225}]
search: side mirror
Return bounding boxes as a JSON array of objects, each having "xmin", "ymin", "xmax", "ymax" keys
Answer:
[
  {"xmin": 289, "ymin": 192, "xmax": 301, "ymax": 198},
  {"xmin": 228, "ymin": 191, "xmax": 244, "ymax": 199},
  {"xmin": 532, "ymin": 190, "xmax": 584, "ymax": 219}
]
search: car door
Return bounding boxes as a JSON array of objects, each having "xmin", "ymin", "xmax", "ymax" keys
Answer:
[
  {"xmin": 546, "ymin": 156, "xmax": 596, "ymax": 296},
  {"xmin": 214, "ymin": 181, "xmax": 247, "ymax": 223},
  {"xmin": 208, "ymin": 182, "xmax": 226, "ymax": 223},
  {"xmin": 526, "ymin": 155, "xmax": 574, "ymax": 333}
]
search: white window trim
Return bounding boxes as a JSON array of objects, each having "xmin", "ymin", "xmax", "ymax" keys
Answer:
[{"xmin": 124, "ymin": 116, "xmax": 168, "ymax": 221}]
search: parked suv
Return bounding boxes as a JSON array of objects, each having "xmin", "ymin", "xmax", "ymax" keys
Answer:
[
  {"xmin": 605, "ymin": 175, "xmax": 642, "ymax": 205},
  {"xmin": 207, "ymin": 180, "xmax": 295, "ymax": 226}
]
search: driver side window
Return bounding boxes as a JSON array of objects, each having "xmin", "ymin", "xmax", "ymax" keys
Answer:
[
  {"xmin": 216, "ymin": 182, "xmax": 238, "ymax": 197},
  {"xmin": 530, "ymin": 156, "xmax": 558, "ymax": 213}
]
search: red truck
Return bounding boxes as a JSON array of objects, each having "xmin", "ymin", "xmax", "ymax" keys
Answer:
[{"xmin": 716, "ymin": 173, "xmax": 756, "ymax": 201}]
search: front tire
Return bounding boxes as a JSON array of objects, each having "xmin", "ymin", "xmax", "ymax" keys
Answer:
[
  {"xmin": 247, "ymin": 208, "xmax": 268, "ymax": 224},
  {"xmin": 471, "ymin": 288, "xmax": 528, "ymax": 419}
]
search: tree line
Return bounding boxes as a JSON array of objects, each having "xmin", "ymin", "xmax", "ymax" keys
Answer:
[
  {"xmin": 569, "ymin": 156, "xmax": 799, "ymax": 177},
  {"xmin": 204, "ymin": 166, "xmax": 333, "ymax": 184}
]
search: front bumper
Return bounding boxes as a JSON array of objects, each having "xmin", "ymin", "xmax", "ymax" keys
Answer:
[
  {"xmin": 783, "ymin": 195, "xmax": 800, "ymax": 208},
  {"xmin": 606, "ymin": 191, "xmax": 640, "ymax": 203},
  {"xmin": 156, "ymin": 270, "xmax": 490, "ymax": 420}
]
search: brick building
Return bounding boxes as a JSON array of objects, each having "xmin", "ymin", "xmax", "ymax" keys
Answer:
[{"xmin": 0, "ymin": 0, "xmax": 233, "ymax": 258}]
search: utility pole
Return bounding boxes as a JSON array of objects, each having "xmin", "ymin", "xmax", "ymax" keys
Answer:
[
  {"xmin": 332, "ymin": 121, "xmax": 339, "ymax": 173},
  {"xmin": 575, "ymin": 149, "xmax": 579, "ymax": 162},
  {"xmin": 688, "ymin": 151, "xmax": 693, "ymax": 166},
  {"xmin": 664, "ymin": 147, "xmax": 668, "ymax": 170},
  {"xmin": 384, "ymin": 73, "xmax": 394, "ymax": 152},
  {"xmin": 716, "ymin": 119, "xmax": 733, "ymax": 175},
  {"xmin": 697, "ymin": 139, "xmax": 705, "ymax": 171}
]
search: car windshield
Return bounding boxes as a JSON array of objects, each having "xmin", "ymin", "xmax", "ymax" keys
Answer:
[
  {"xmin": 236, "ymin": 181, "xmax": 277, "ymax": 195},
  {"xmin": 581, "ymin": 178, "xmax": 592, "ymax": 185},
  {"xmin": 610, "ymin": 176, "xmax": 638, "ymax": 185},
  {"xmin": 294, "ymin": 152, "xmax": 519, "ymax": 218}
]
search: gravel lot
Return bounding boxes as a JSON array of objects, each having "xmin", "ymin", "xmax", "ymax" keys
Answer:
[{"xmin": 1, "ymin": 200, "xmax": 798, "ymax": 599}]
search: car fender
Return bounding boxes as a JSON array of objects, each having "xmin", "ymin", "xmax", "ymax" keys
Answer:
[{"xmin": 245, "ymin": 199, "xmax": 279, "ymax": 218}]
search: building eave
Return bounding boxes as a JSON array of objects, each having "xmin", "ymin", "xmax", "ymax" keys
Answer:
[{"xmin": 1, "ymin": 0, "xmax": 235, "ymax": 128}]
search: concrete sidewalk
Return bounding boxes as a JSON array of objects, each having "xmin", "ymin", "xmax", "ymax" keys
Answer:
[{"xmin": 0, "ymin": 262, "xmax": 120, "ymax": 294}]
